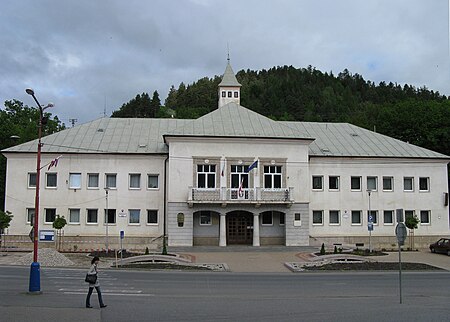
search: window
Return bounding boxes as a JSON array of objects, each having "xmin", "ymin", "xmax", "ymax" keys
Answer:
[
  {"xmin": 329, "ymin": 210, "xmax": 340, "ymax": 225},
  {"xmin": 368, "ymin": 210, "xmax": 378, "ymax": 224},
  {"xmin": 351, "ymin": 210, "xmax": 362, "ymax": 225},
  {"xmin": 45, "ymin": 208, "xmax": 56, "ymax": 223},
  {"xmin": 105, "ymin": 174, "xmax": 117, "ymax": 189},
  {"xmin": 403, "ymin": 177, "xmax": 414, "ymax": 191},
  {"xmin": 88, "ymin": 173, "xmax": 99, "ymax": 189},
  {"xmin": 264, "ymin": 165, "xmax": 282, "ymax": 189},
  {"xmin": 351, "ymin": 176, "xmax": 361, "ymax": 190},
  {"xmin": 28, "ymin": 173, "xmax": 37, "ymax": 188},
  {"xmin": 405, "ymin": 210, "xmax": 415, "ymax": 221},
  {"xmin": 104, "ymin": 209, "xmax": 116, "ymax": 224},
  {"xmin": 384, "ymin": 210, "xmax": 394, "ymax": 225},
  {"xmin": 197, "ymin": 165, "xmax": 216, "ymax": 189},
  {"xmin": 221, "ymin": 91, "xmax": 226, "ymax": 97},
  {"xmin": 294, "ymin": 213, "xmax": 301, "ymax": 221},
  {"xmin": 419, "ymin": 177, "xmax": 429, "ymax": 191},
  {"xmin": 199, "ymin": 211, "xmax": 212, "ymax": 225},
  {"xmin": 87, "ymin": 209, "xmax": 98, "ymax": 224},
  {"xmin": 329, "ymin": 176, "xmax": 339, "ymax": 190},
  {"xmin": 420, "ymin": 210, "xmax": 430, "ymax": 224},
  {"xmin": 367, "ymin": 176, "xmax": 377, "ymax": 191},
  {"xmin": 382, "ymin": 177, "xmax": 393, "ymax": 191},
  {"xmin": 231, "ymin": 165, "xmax": 249, "ymax": 198},
  {"xmin": 129, "ymin": 209, "xmax": 140, "ymax": 224},
  {"xmin": 312, "ymin": 176, "xmax": 323, "ymax": 190},
  {"xmin": 27, "ymin": 208, "xmax": 35, "ymax": 224},
  {"xmin": 234, "ymin": 91, "xmax": 239, "ymax": 98},
  {"xmin": 46, "ymin": 173, "xmax": 57, "ymax": 188},
  {"xmin": 148, "ymin": 174, "xmax": 159, "ymax": 189},
  {"xmin": 279, "ymin": 213, "xmax": 285, "ymax": 225},
  {"xmin": 129, "ymin": 174, "xmax": 141, "ymax": 189},
  {"xmin": 69, "ymin": 173, "xmax": 81, "ymax": 189},
  {"xmin": 147, "ymin": 210, "xmax": 158, "ymax": 224},
  {"xmin": 69, "ymin": 209, "xmax": 80, "ymax": 224},
  {"xmin": 227, "ymin": 91, "xmax": 232, "ymax": 97},
  {"xmin": 312, "ymin": 210, "xmax": 323, "ymax": 225},
  {"xmin": 262, "ymin": 212, "xmax": 273, "ymax": 225}
]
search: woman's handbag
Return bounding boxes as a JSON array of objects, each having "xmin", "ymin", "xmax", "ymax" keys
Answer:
[{"xmin": 85, "ymin": 274, "xmax": 97, "ymax": 284}]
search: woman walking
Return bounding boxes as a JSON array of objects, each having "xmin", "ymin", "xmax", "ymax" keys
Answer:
[{"xmin": 85, "ymin": 256, "xmax": 107, "ymax": 308}]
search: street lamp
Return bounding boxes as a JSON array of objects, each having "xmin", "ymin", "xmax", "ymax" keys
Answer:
[
  {"xmin": 367, "ymin": 189, "xmax": 373, "ymax": 253},
  {"xmin": 105, "ymin": 188, "xmax": 109, "ymax": 254},
  {"xmin": 26, "ymin": 88, "xmax": 54, "ymax": 293}
]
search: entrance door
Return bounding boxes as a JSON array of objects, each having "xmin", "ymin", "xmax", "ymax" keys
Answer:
[{"xmin": 227, "ymin": 212, "xmax": 253, "ymax": 244}]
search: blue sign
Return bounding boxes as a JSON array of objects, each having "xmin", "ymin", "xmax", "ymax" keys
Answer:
[
  {"xmin": 368, "ymin": 223, "xmax": 374, "ymax": 231},
  {"xmin": 368, "ymin": 215, "xmax": 373, "ymax": 222},
  {"xmin": 120, "ymin": 230, "xmax": 124, "ymax": 239}
]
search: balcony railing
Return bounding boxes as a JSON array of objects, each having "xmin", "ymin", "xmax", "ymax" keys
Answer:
[{"xmin": 188, "ymin": 187, "xmax": 294, "ymax": 204}]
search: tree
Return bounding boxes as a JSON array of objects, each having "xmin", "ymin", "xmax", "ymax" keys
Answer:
[
  {"xmin": 405, "ymin": 214, "xmax": 419, "ymax": 250},
  {"xmin": 53, "ymin": 215, "xmax": 67, "ymax": 251},
  {"xmin": 149, "ymin": 91, "xmax": 161, "ymax": 118},
  {"xmin": 0, "ymin": 210, "xmax": 13, "ymax": 249},
  {"xmin": 0, "ymin": 100, "xmax": 64, "ymax": 211}
]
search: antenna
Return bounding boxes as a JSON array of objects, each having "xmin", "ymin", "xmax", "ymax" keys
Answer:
[
  {"xmin": 69, "ymin": 118, "xmax": 78, "ymax": 127},
  {"xmin": 104, "ymin": 95, "xmax": 107, "ymax": 117},
  {"xmin": 227, "ymin": 42, "xmax": 230, "ymax": 62}
]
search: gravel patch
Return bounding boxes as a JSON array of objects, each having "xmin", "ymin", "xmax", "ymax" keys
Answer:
[{"xmin": 13, "ymin": 248, "xmax": 75, "ymax": 267}]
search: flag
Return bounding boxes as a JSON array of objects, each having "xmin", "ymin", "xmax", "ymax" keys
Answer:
[
  {"xmin": 48, "ymin": 156, "xmax": 61, "ymax": 170},
  {"xmin": 246, "ymin": 160, "xmax": 258, "ymax": 173},
  {"xmin": 221, "ymin": 164, "xmax": 225, "ymax": 177},
  {"xmin": 238, "ymin": 178, "xmax": 244, "ymax": 197}
]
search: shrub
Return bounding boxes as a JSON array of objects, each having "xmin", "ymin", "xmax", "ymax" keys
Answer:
[
  {"xmin": 320, "ymin": 243, "xmax": 326, "ymax": 255},
  {"xmin": 334, "ymin": 246, "xmax": 338, "ymax": 254},
  {"xmin": 145, "ymin": 247, "xmax": 149, "ymax": 255}
]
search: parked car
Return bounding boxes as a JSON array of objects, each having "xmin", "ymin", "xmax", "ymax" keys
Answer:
[{"xmin": 429, "ymin": 238, "xmax": 450, "ymax": 256}]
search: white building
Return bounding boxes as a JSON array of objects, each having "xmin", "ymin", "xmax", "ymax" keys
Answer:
[{"xmin": 3, "ymin": 62, "xmax": 449, "ymax": 250}]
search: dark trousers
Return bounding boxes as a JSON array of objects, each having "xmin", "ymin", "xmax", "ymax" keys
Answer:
[{"xmin": 86, "ymin": 286, "xmax": 104, "ymax": 307}]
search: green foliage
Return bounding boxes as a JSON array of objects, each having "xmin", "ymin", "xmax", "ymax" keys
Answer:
[
  {"xmin": 0, "ymin": 100, "xmax": 64, "ymax": 211},
  {"xmin": 52, "ymin": 215, "xmax": 67, "ymax": 230},
  {"xmin": 0, "ymin": 210, "xmax": 13, "ymax": 231},
  {"xmin": 145, "ymin": 247, "xmax": 149, "ymax": 255},
  {"xmin": 405, "ymin": 214, "xmax": 419, "ymax": 230},
  {"xmin": 111, "ymin": 91, "xmax": 162, "ymax": 118},
  {"xmin": 320, "ymin": 243, "xmax": 325, "ymax": 255},
  {"xmin": 333, "ymin": 245, "xmax": 338, "ymax": 254}
]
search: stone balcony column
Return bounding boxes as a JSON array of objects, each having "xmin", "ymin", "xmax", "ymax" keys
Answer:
[
  {"xmin": 219, "ymin": 213, "xmax": 227, "ymax": 247},
  {"xmin": 253, "ymin": 213, "xmax": 260, "ymax": 246}
]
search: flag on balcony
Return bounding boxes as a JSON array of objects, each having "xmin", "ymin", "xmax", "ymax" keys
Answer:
[
  {"xmin": 221, "ymin": 164, "xmax": 225, "ymax": 177},
  {"xmin": 238, "ymin": 178, "xmax": 244, "ymax": 197},
  {"xmin": 47, "ymin": 155, "xmax": 62, "ymax": 170},
  {"xmin": 246, "ymin": 160, "xmax": 258, "ymax": 173}
]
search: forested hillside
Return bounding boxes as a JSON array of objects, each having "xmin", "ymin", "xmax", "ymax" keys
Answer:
[{"xmin": 112, "ymin": 65, "xmax": 450, "ymax": 158}]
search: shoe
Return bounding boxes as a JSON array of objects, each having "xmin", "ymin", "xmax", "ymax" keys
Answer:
[
  {"xmin": 100, "ymin": 305, "xmax": 107, "ymax": 308},
  {"xmin": 86, "ymin": 305, "xmax": 93, "ymax": 308}
]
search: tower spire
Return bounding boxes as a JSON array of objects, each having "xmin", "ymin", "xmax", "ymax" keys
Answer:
[{"xmin": 227, "ymin": 43, "xmax": 230, "ymax": 62}]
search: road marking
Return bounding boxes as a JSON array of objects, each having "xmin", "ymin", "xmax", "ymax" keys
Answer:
[{"xmin": 63, "ymin": 292, "xmax": 154, "ymax": 297}]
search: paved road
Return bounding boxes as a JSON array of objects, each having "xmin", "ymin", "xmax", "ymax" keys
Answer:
[{"xmin": 1, "ymin": 266, "xmax": 449, "ymax": 321}]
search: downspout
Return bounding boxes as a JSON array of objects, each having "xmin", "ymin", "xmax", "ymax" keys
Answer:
[{"xmin": 162, "ymin": 154, "xmax": 169, "ymax": 255}]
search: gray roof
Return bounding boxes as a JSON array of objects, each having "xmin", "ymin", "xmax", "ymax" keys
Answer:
[
  {"xmin": 3, "ymin": 111, "xmax": 448, "ymax": 160},
  {"xmin": 165, "ymin": 102, "xmax": 311, "ymax": 140},
  {"xmin": 218, "ymin": 62, "xmax": 241, "ymax": 87},
  {"xmin": 282, "ymin": 121, "xmax": 448, "ymax": 159}
]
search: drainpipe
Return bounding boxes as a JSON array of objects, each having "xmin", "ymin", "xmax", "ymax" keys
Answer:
[{"xmin": 162, "ymin": 154, "xmax": 169, "ymax": 255}]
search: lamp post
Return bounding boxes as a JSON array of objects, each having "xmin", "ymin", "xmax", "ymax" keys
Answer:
[
  {"xmin": 25, "ymin": 88, "xmax": 54, "ymax": 293},
  {"xmin": 367, "ymin": 189, "xmax": 373, "ymax": 253},
  {"xmin": 105, "ymin": 188, "xmax": 109, "ymax": 254}
]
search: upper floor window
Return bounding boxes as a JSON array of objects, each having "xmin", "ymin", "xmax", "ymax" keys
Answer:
[
  {"xmin": 329, "ymin": 210, "xmax": 340, "ymax": 225},
  {"xmin": 147, "ymin": 210, "xmax": 158, "ymax": 224},
  {"xmin": 221, "ymin": 91, "xmax": 226, "ymax": 97},
  {"xmin": 351, "ymin": 176, "xmax": 361, "ymax": 190},
  {"xmin": 129, "ymin": 173, "xmax": 141, "ymax": 189},
  {"xmin": 88, "ymin": 173, "xmax": 99, "ymax": 189},
  {"xmin": 234, "ymin": 91, "xmax": 239, "ymax": 98},
  {"xmin": 46, "ymin": 173, "xmax": 57, "ymax": 188},
  {"xmin": 384, "ymin": 210, "xmax": 394, "ymax": 225},
  {"xmin": 329, "ymin": 176, "xmax": 339, "ymax": 190},
  {"xmin": 69, "ymin": 173, "xmax": 81, "ymax": 189},
  {"xmin": 148, "ymin": 174, "xmax": 159, "ymax": 189},
  {"xmin": 28, "ymin": 172, "xmax": 37, "ymax": 188},
  {"xmin": 312, "ymin": 176, "xmax": 323, "ymax": 190},
  {"xmin": 367, "ymin": 176, "xmax": 377, "ymax": 191},
  {"xmin": 231, "ymin": 165, "xmax": 249, "ymax": 189},
  {"xmin": 87, "ymin": 209, "xmax": 98, "ymax": 224},
  {"xmin": 382, "ymin": 176, "xmax": 393, "ymax": 191},
  {"xmin": 104, "ymin": 209, "xmax": 116, "ymax": 224},
  {"xmin": 351, "ymin": 210, "xmax": 362, "ymax": 225},
  {"xmin": 197, "ymin": 165, "xmax": 216, "ymax": 189},
  {"xmin": 403, "ymin": 177, "xmax": 414, "ymax": 191},
  {"xmin": 419, "ymin": 177, "xmax": 429, "ymax": 191},
  {"xmin": 312, "ymin": 210, "xmax": 323, "ymax": 225},
  {"xmin": 405, "ymin": 210, "xmax": 415, "ymax": 221},
  {"xmin": 129, "ymin": 209, "xmax": 140, "ymax": 224},
  {"xmin": 420, "ymin": 210, "xmax": 430, "ymax": 224},
  {"xmin": 105, "ymin": 174, "xmax": 117, "ymax": 189},
  {"xmin": 264, "ymin": 166, "xmax": 282, "ymax": 189},
  {"xmin": 45, "ymin": 208, "xmax": 56, "ymax": 223},
  {"xmin": 227, "ymin": 91, "xmax": 232, "ymax": 97},
  {"xmin": 69, "ymin": 208, "xmax": 80, "ymax": 224}
]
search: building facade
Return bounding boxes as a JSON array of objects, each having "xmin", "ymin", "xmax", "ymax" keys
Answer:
[{"xmin": 3, "ymin": 62, "xmax": 449, "ymax": 250}]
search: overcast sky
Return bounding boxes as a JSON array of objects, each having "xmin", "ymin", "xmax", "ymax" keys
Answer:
[{"xmin": 1, "ymin": 0, "xmax": 449, "ymax": 125}]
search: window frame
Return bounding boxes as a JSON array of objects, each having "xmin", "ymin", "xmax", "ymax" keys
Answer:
[
  {"xmin": 420, "ymin": 210, "xmax": 430, "ymax": 225},
  {"xmin": 28, "ymin": 172, "xmax": 37, "ymax": 188},
  {"xmin": 279, "ymin": 213, "xmax": 285, "ymax": 226},
  {"xmin": 68, "ymin": 208, "xmax": 80, "ymax": 224},
  {"xmin": 197, "ymin": 165, "xmax": 216, "ymax": 189},
  {"xmin": 328, "ymin": 176, "xmax": 340, "ymax": 191},
  {"xmin": 26, "ymin": 208, "xmax": 35, "ymax": 224},
  {"xmin": 383, "ymin": 210, "xmax": 394, "ymax": 225},
  {"xmin": 44, "ymin": 208, "xmax": 56, "ymax": 224},
  {"xmin": 351, "ymin": 210, "xmax": 362, "ymax": 225},
  {"xmin": 105, "ymin": 173, "xmax": 117, "ymax": 189},
  {"xmin": 351, "ymin": 176, "xmax": 362, "ymax": 191},
  {"xmin": 329, "ymin": 210, "xmax": 340, "ymax": 225},
  {"xmin": 128, "ymin": 209, "xmax": 140, "ymax": 225},
  {"xmin": 147, "ymin": 174, "xmax": 159, "ymax": 189},
  {"xmin": 368, "ymin": 210, "xmax": 378, "ymax": 225},
  {"xmin": 104, "ymin": 209, "xmax": 117, "ymax": 225},
  {"xmin": 312, "ymin": 176, "xmax": 323, "ymax": 190},
  {"xmin": 69, "ymin": 173, "xmax": 82, "ymax": 190},
  {"xmin": 261, "ymin": 212, "xmax": 273, "ymax": 226},
  {"xmin": 147, "ymin": 210, "xmax": 158, "ymax": 225},
  {"xmin": 87, "ymin": 173, "xmax": 99, "ymax": 189},
  {"xmin": 367, "ymin": 176, "xmax": 378, "ymax": 191},
  {"xmin": 419, "ymin": 177, "xmax": 429, "ymax": 192},
  {"xmin": 312, "ymin": 210, "xmax": 324, "ymax": 225},
  {"xmin": 264, "ymin": 165, "xmax": 282, "ymax": 189},
  {"xmin": 199, "ymin": 211, "xmax": 212, "ymax": 226},
  {"xmin": 234, "ymin": 91, "xmax": 239, "ymax": 98},
  {"xmin": 46, "ymin": 173, "xmax": 57, "ymax": 189},
  {"xmin": 382, "ymin": 176, "xmax": 394, "ymax": 191},
  {"xmin": 403, "ymin": 177, "xmax": 414, "ymax": 192},
  {"xmin": 86, "ymin": 209, "xmax": 98, "ymax": 224},
  {"xmin": 221, "ymin": 91, "xmax": 226, "ymax": 98},
  {"xmin": 129, "ymin": 173, "xmax": 141, "ymax": 190}
]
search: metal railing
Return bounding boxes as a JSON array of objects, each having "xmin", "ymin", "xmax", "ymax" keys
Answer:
[{"xmin": 189, "ymin": 187, "xmax": 293, "ymax": 203}]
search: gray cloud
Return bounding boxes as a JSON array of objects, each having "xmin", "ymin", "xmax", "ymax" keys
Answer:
[{"xmin": 1, "ymin": 0, "xmax": 448, "ymax": 125}]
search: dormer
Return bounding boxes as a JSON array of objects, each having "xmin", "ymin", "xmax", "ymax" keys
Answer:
[{"xmin": 218, "ymin": 61, "xmax": 241, "ymax": 108}]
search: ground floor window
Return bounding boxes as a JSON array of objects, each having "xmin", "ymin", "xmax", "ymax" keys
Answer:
[
  {"xmin": 87, "ymin": 209, "xmax": 98, "ymax": 224},
  {"xmin": 420, "ymin": 210, "xmax": 430, "ymax": 224},
  {"xmin": 129, "ymin": 209, "xmax": 140, "ymax": 224},
  {"xmin": 351, "ymin": 210, "xmax": 362, "ymax": 225},
  {"xmin": 104, "ymin": 209, "xmax": 116, "ymax": 224},
  {"xmin": 329, "ymin": 210, "xmax": 340, "ymax": 225},
  {"xmin": 26, "ymin": 208, "xmax": 35, "ymax": 224},
  {"xmin": 279, "ymin": 213, "xmax": 285, "ymax": 225},
  {"xmin": 312, "ymin": 210, "xmax": 323, "ymax": 225},
  {"xmin": 69, "ymin": 209, "xmax": 80, "ymax": 224},
  {"xmin": 147, "ymin": 210, "xmax": 158, "ymax": 224},
  {"xmin": 199, "ymin": 211, "xmax": 212, "ymax": 225},
  {"xmin": 45, "ymin": 208, "xmax": 56, "ymax": 223},
  {"xmin": 261, "ymin": 211, "xmax": 273, "ymax": 225},
  {"xmin": 384, "ymin": 210, "xmax": 394, "ymax": 225},
  {"xmin": 368, "ymin": 210, "xmax": 378, "ymax": 224}
]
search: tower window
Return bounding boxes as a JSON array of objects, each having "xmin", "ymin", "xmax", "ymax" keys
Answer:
[
  {"xmin": 228, "ymin": 91, "xmax": 232, "ymax": 97},
  {"xmin": 222, "ymin": 91, "xmax": 226, "ymax": 97},
  {"xmin": 234, "ymin": 91, "xmax": 239, "ymax": 98}
]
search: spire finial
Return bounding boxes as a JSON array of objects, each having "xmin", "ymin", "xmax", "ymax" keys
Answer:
[{"xmin": 227, "ymin": 42, "xmax": 230, "ymax": 62}]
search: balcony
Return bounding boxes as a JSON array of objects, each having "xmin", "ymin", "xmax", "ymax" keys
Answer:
[{"xmin": 188, "ymin": 187, "xmax": 294, "ymax": 206}]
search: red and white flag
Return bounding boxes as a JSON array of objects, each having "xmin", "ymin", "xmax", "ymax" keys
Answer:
[
  {"xmin": 48, "ymin": 156, "xmax": 62, "ymax": 170},
  {"xmin": 238, "ymin": 178, "xmax": 244, "ymax": 197}
]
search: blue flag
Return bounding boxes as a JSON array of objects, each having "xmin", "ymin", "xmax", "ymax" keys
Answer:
[{"xmin": 246, "ymin": 160, "xmax": 258, "ymax": 172}]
